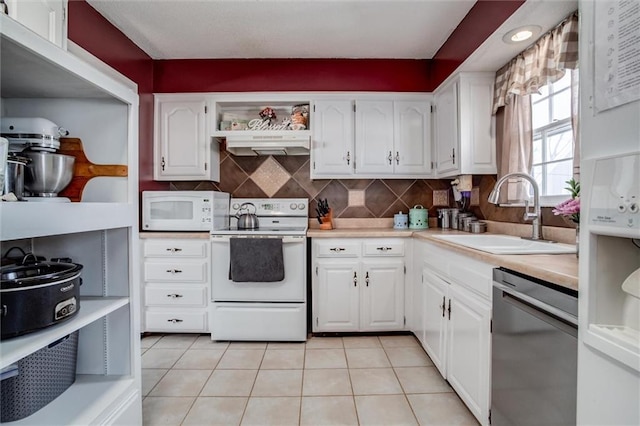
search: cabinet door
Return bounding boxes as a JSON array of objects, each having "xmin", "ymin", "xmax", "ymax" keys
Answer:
[
  {"xmin": 7, "ymin": 0, "xmax": 67, "ymax": 49},
  {"xmin": 360, "ymin": 259, "xmax": 405, "ymax": 331},
  {"xmin": 311, "ymin": 100, "xmax": 354, "ymax": 178},
  {"xmin": 394, "ymin": 101, "xmax": 433, "ymax": 175},
  {"xmin": 435, "ymin": 81, "xmax": 460, "ymax": 176},
  {"xmin": 355, "ymin": 101, "xmax": 394, "ymax": 175},
  {"xmin": 447, "ymin": 284, "xmax": 491, "ymax": 425},
  {"xmin": 314, "ymin": 259, "xmax": 359, "ymax": 332},
  {"xmin": 422, "ymin": 267, "xmax": 448, "ymax": 376},
  {"xmin": 155, "ymin": 99, "xmax": 209, "ymax": 180}
]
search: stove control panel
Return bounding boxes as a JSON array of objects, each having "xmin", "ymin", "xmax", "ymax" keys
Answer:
[{"xmin": 230, "ymin": 198, "xmax": 308, "ymax": 217}]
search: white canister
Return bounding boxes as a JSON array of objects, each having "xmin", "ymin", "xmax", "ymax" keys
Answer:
[{"xmin": 393, "ymin": 212, "xmax": 408, "ymax": 229}]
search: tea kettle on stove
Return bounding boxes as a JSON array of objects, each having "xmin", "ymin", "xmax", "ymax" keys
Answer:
[{"xmin": 235, "ymin": 202, "xmax": 259, "ymax": 229}]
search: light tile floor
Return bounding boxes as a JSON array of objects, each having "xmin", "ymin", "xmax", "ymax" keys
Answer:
[{"xmin": 141, "ymin": 334, "xmax": 479, "ymax": 426}]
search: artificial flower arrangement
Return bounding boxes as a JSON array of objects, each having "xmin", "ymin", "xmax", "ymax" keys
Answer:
[{"xmin": 552, "ymin": 177, "xmax": 580, "ymax": 224}]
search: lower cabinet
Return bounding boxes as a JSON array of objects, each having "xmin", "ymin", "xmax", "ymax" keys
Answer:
[
  {"xmin": 414, "ymin": 239, "xmax": 493, "ymax": 426},
  {"xmin": 312, "ymin": 238, "xmax": 406, "ymax": 332},
  {"xmin": 142, "ymin": 237, "xmax": 210, "ymax": 332}
]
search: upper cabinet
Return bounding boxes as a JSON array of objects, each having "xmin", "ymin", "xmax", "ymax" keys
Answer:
[
  {"xmin": 434, "ymin": 72, "xmax": 496, "ymax": 178},
  {"xmin": 5, "ymin": 0, "xmax": 67, "ymax": 49},
  {"xmin": 312, "ymin": 95, "xmax": 433, "ymax": 179},
  {"xmin": 154, "ymin": 94, "xmax": 219, "ymax": 181}
]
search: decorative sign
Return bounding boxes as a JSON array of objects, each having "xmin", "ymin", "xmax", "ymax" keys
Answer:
[{"xmin": 247, "ymin": 119, "xmax": 291, "ymax": 131}]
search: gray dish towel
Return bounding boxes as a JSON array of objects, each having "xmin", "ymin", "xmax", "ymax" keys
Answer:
[{"xmin": 229, "ymin": 238, "xmax": 285, "ymax": 282}]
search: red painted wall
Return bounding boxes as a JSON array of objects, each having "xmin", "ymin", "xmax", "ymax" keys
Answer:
[
  {"xmin": 67, "ymin": 0, "xmax": 164, "ymax": 191},
  {"xmin": 153, "ymin": 59, "xmax": 432, "ymax": 93}
]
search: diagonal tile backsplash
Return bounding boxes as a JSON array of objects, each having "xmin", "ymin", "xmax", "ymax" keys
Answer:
[{"xmin": 169, "ymin": 154, "xmax": 573, "ymax": 228}]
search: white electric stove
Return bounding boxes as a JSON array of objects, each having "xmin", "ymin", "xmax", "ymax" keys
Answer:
[{"xmin": 210, "ymin": 198, "xmax": 308, "ymax": 341}]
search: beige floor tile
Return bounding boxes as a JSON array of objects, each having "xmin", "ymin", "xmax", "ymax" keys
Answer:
[
  {"xmin": 174, "ymin": 349, "xmax": 225, "ymax": 369},
  {"xmin": 141, "ymin": 334, "xmax": 163, "ymax": 349},
  {"xmin": 241, "ymin": 397, "xmax": 301, "ymax": 426},
  {"xmin": 300, "ymin": 396, "xmax": 359, "ymax": 426},
  {"xmin": 305, "ymin": 348, "xmax": 348, "ymax": 369},
  {"xmin": 346, "ymin": 348, "xmax": 391, "ymax": 368},
  {"xmin": 355, "ymin": 395, "xmax": 418, "ymax": 426},
  {"xmin": 267, "ymin": 341, "xmax": 306, "ymax": 350},
  {"xmin": 142, "ymin": 368, "xmax": 168, "ymax": 396},
  {"xmin": 302, "ymin": 368, "xmax": 352, "ymax": 396},
  {"xmin": 142, "ymin": 348, "xmax": 186, "ymax": 369},
  {"xmin": 395, "ymin": 366, "xmax": 452, "ymax": 394},
  {"xmin": 153, "ymin": 334, "xmax": 199, "ymax": 349},
  {"xmin": 261, "ymin": 349, "xmax": 305, "ymax": 369},
  {"xmin": 343, "ymin": 336, "xmax": 382, "ymax": 348},
  {"xmin": 142, "ymin": 396, "xmax": 194, "ymax": 426},
  {"xmin": 149, "ymin": 369, "xmax": 211, "ymax": 397},
  {"xmin": 251, "ymin": 369, "xmax": 303, "ymax": 396},
  {"xmin": 217, "ymin": 349, "xmax": 265, "ymax": 369},
  {"xmin": 379, "ymin": 335, "xmax": 420, "ymax": 348},
  {"xmin": 385, "ymin": 346, "xmax": 433, "ymax": 367},
  {"xmin": 305, "ymin": 336, "xmax": 344, "ymax": 349},
  {"xmin": 229, "ymin": 341, "xmax": 268, "ymax": 349},
  {"xmin": 349, "ymin": 368, "xmax": 403, "ymax": 395},
  {"xmin": 182, "ymin": 397, "xmax": 247, "ymax": 426},
  {"xmin": 192, "ymin": 336, "xmax": 230, "ymax": 350},
  {"xmin": 407, "ymin": 393, "xmax": 479, "ymax": 425},
  {"xmin": 201, "ymin": 369, "xmax": 258, "ymax": 397}
]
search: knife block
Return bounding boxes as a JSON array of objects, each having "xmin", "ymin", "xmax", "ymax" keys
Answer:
[{"xmin": 319, "ymin": 208, "xmax": 334, "ymax": 230}]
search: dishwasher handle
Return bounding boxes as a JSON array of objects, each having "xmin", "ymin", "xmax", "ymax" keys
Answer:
[{"xmin": 495, "ymin": 282, "xmax": 578, "ymax": 336}]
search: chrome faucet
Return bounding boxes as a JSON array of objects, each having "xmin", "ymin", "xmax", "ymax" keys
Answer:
[{"xmin": 488, "ymin": 172, "xmax": 544, "ymax": 240}]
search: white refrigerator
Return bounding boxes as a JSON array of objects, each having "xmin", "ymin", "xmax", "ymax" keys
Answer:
[{"xmin": 577, "ymin": 1, "xmax": 640, "ymax": 424}]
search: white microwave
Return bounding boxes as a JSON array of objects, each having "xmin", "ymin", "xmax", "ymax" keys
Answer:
[{"xmin": 142, "ymin": 191, "xmax": 230, "ymax": 231}]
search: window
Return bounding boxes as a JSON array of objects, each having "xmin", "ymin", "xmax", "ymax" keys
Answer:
[{"xmin": 530, "ymin": 72, "xmax": 575, "ymax": 205}]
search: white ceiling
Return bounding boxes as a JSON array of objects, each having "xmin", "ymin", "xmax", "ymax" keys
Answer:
[{"xmin": 87, "ymin": 0, "xmax": 577, "ymax": 73}]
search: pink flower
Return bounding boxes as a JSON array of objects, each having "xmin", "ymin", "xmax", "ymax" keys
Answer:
[{"xmin": 553, "ymin": 197, "xmax": 580, "ymax": 223}]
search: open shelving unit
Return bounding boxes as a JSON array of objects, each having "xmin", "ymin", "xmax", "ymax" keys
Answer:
[{"xmin": 0, "ymin": 12, "xmax": 141, "ymax": 425}]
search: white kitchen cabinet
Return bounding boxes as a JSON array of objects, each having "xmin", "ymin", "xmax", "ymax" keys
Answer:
[
  {"xmin": 413, "ymin": 239, "xmax": 493, "ymax": 426},
  {"xmin": 154, "ymin": 94, "xmax": 220, "ymax": 181},
  {"xmin": 142, "ymin": 238, "xmax": 210, "ymax": 333},
  {"xmin": 311, "ymin": 95, "xmax": 433, "ymax": 179},
  {"xmin": 312, "ymin": 238, "xmax": 406, "ymax": 332},
  {"xmin": 0, "ymin": 14, "xmax": 141, "ymax": 425},
  {"xmin": 6, "ymin": 0, "xmax": 67, "ymax": 49},
  {"xmin": 311, "ymin": 100, "xmax": 354, "ymax": 178},
  {"xmin": 434, "ymin": 72, "xmax": 496, "ymax": 177}
]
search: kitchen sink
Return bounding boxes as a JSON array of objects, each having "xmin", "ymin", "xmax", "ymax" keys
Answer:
[{"xmin": 430, "ymin": 234, "xmax": 576, "ymax": 255}]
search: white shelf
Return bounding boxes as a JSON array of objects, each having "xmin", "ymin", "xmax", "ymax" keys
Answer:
[
  {"xmin": 0, "ymin": 297, "xmax": 129, "ymax": 369},
  {"xmin": 0, "ymin": 203, "xmax": 136, "ymax": 241},
  {"xmin": 5, "ymin": 375, "xmax": 136, "ymax": 425},
  {"xmin": 585, "ymin": 324, "xmax": 640, "ymax": 373},
  {"xmin": 212, "ymin": 129, "xmax": 311, "ymax": 139}
]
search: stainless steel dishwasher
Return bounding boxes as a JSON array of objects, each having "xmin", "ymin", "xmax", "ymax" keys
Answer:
[{"xmin": 491, "ymin": 267, "xmax": 578, "ymax": 426}]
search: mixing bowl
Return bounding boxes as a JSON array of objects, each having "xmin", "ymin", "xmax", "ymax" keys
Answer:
[{"xmin": 23, "ymin": 151, "xmax": 75, "ymax": 197}]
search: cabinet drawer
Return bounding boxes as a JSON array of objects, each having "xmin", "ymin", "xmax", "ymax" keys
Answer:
[
  {"xmin": 144, "ymin": 240, "xmax": 208, "ymax": 258},
  {"xmin": 448, "ymin": 258, "xmax": 493, "ymax": 299},
  {"xmin": 363, "ymin": 240, "xmax": 405, "ymax": 256},
  {"xmin": 144, "ymin": 262, "xmax": 207, "ymax": 282},
  {"xmin": 315, "ymin": 241, "xmax": 360, "ymax": 257},
  {"xmin": 145, "ymin": 285, "xmax": 208, "ymax": 307},
  {"xmin": 145, "ymin": 310, "xmax": 208, "ymax": 332}
]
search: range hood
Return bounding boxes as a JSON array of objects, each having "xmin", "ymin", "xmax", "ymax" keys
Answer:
[{"xmin": 225, "ymin": 133, "xmax": 310, "ymax": 156}]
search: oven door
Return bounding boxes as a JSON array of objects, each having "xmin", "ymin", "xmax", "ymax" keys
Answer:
[{"xmin": 211, "ymin": 235, "xmax": 306, "ymax": 302}]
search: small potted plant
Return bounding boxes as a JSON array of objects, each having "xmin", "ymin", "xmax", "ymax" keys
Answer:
[{"xmin": 552, "ymin": 177, "xmax": 580, "ymax": 256}]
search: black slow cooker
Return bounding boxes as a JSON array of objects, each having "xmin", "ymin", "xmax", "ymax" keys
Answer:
[{"xmin": 0, "ymin": 254, "xmax": 82, "ymax": 340}]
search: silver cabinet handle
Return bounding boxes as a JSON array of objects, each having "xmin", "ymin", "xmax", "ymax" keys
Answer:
[
  {"xmin": 396, "ymin": 151, "xmax": 400, "ymax": 165},
  {"xmin": 388, "ymin": 151, "xmax": 393, "ymax": 165},
  {"xmin": 346, "ymin": 151, "xmax": 351, "ymax": 165},
  {"xmin": 440, "ymin": 296, "xmax": 446, "ymax": 318},
  {"xmin": 167, "ymin": 318, "xmax": 183, "ymax": 323},
  {"xmin": 166, "ymin": 247, "xmax": 183, "ymax": 252},
  {"xmin": 376, "ymin": 247, "xmax": 392, "ymax": 252},
  {"xmin": 167, "ymin": 294, "xmax": 183, "ymax": 298},
  {"xmin": 330, "ymin": 247, "xmax": 345, "ymax": 252},
  {"xmin": 451, "ymin": 148, "xmax": 456, "ymax": 164},
  {"xmin": 353, "ymin": 271, "xmax": 358, "ymax": 287},
  {"xmin": 166, "ymin": 269, "xmax": 183, "ymax": 274}
]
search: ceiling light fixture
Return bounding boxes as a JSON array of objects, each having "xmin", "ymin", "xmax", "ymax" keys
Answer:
[{"xmin": 502, "ymin": 25, "xmax": 542, "ymax": 44}]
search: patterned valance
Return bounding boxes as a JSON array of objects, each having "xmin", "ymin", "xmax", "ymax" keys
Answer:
[{"xmin": 492, "ymin": 12, "xmax": 579, "ymax": 114}]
